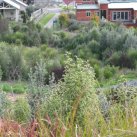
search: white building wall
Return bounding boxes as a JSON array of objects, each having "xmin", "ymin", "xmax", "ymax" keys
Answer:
[
  {"xmin": 15, "ymin": 9, "xmax": 19, "ymax": 21},
  {"xmin": 3, "ymin": 9, "xmax": 16, "ymax": 20}
]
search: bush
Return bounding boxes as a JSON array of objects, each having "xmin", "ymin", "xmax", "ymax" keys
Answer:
[
  {"xmin": 28, "ymin": 60, "xmax": 47, "ymax": 117},
  {"xmin": 0, "ymin": 44, "xmax": 24, "ymax": 80},
  {"xmin": 68, "ymin": 13, "xmax": 76, "ymax": 19},
  {"xmin": 58, "ymin": 13, "xmax": 69, "ymax": 28},
  {"xmin": 23, "ymin": 30, "xmax": 41, "ymax": 46},
  {"xmin": 108, "ymin": 52, "xmax": 135, "ymax": 69},
  {"xmin": 26, "ymin": 5, "xmax": 34, "ymax": 17},
  {"xmin": 13, "ymin": 84, "xmax": 26, "ymax": 94},
  {"xmin": 128, "ymin": 49, "xmax": 137, "ymax": 68},
  {"xmin": 23, "ymin": 47, "xmax": 41, "ymax": 69},
  {"xmin": 2, "ymin": 83, "xmax": 12, "ymax": 93},
  {"xmin": 93, "ymin": 64, "xmax": 103, "ymax": 80},
  {"xmin": 103, "ymin": 65, "xmax": 117, "ymax": 79},
  {"xmin": 88, "ymin": 39, "xmax": 100, "ymax": 54},
  {"xmin": 88, "ymin": 27, "xmax": 101, "ymax": 41},
  {"xmin": 12, "ymin": 23, "xmax": 21, "ymax": 32},
  {"xmin": 123, "ymin": 32, "xmax": 137, "ymax": 49},
  {"xmin": 40, "ymin": 29, "xmax": 53, "ymax": 44},
  {"xmin": 42, "ymin": 55, "xmax": 99, "ymax": 123},
  {"xmin": 68, "ymin": 19, "xmax": 80, "ymax": 31},
  {"xmin": 14, "ymin": 98, "xmax": 31, "ymax": 123}
]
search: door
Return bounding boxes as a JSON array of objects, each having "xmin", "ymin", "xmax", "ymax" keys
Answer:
[{"xmin": 101, "ymin": 10, "xmax": 106, "ymax": 19}]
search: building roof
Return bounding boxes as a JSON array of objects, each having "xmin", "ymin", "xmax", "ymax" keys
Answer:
[
  {"xmin": 0, "ymin": 0, "xmax": 20, "ymax": 9},
  {"xmin": 108, "ymin": 2, "xmax": 137, "ymax": 10},
  {"xmin": 76, "ymin": 4, "xmax": 99, "ymax": 10},
  {"xmin": 13, "ymin": 0, "xmax": 28, "ymax": 7},
  {"xmin": 98, "ymin": 0, "xmax": 109, "ymax": 4},
  {"xmin": 109, "ymin": 0, "xmax": 137, "ymax": 2}
]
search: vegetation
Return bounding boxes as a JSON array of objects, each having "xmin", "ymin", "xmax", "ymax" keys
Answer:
[
  {"xmin": 39, "ymin": 13, "xmax": 55, "ymax": 27},
  {"xmin": 1, "ymin": 13, "xmax": 137, "ymax": 136}
]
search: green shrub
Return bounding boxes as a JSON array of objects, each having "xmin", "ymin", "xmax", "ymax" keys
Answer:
[
  {"xmin": 108, "ymin": 52, "xmax": 135, "ymax": 69},
  {"xmin": 68, "ymin": 19, "xmax": 80, "ymax": 31},
  {"xmin": 2, "ymin": 83, "xmax": 12, "ymax": 93},
  {"xmin": 42, "ymin": 55, "xmax": 99, "ymax": 123},
  {"xmin": 93, "ymin": 64, "xmax": 103, "ymax": 80},
  {"xmin": 13, "ymin": 84, "xmax": 26, "ymax": 94},
  {"xmin": 23, "ymin": 30, "xmax": 41, "ymax": 46},
  {"xmin": 128, "ymin": 49, "xmax": 137, "ymax": 60},
  {"xmin": 58, "ymin": 13, "xmax": 69, "ymax": 28},
  {"xmin": 40, "ymin": 29, "xmax": 53, "ymax": 44},
  {"xmin": 0, "ymin": 44, "xmax": 24, "ymax": 80},
  {"xmin": 103, "ymin": 65, "xmax": 117, "ymax": 79},
  {"xmin": 68, "ymin": 13, "xmax": 76, "ymax": 19},
  {"xmin": 14, "ymin": 98, "xmax": 31, "ymax": 123},
  {"xmin": 15, "ymin": 39, "xmax": 22, "ymax": 45},
  {"xmin": 12, "ymin": 23, "xmax": 21, "ymax": 32},
  {"xmin": 128, "ymin": 49, "xmax": 137, "ymax": 68},
  {"xmin": 89, "ymin": 27, "xmax": 101, "ymax": 41},
  {"xmin": 26, "ymin": 5, "xmax": 34, "ymax": 17},
  {"xmin": 28, "ymin": 60, "xmax": 48, "ymax": 117},
  {"xmin": 88, "ymin": 39, "xmax": 100, "ymax": 54},
  {"xmin": 23, "ymin": 47, "xmax": 40, "ymax": 68}
]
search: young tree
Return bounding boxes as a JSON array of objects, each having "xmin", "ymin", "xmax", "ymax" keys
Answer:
[
  {"xmin": 63, "ymin": 0, "xmax": 74, "ymax": 12},
  {"xmin": 58, "ymin": 13, "xmax": 69, "ymax": 28},
  {"xmin": 63, "ymin": 0, "xmax": 73, "ymax": 5},
  {"xmin": 20, "ymin": 11, "xmax": 29, "ymax": 23}
]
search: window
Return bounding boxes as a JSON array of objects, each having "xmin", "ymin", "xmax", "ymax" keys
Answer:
[
  {"xmin": 125, "ymin": 12, "xmax": 128, "ymax": 20},
  {"xmin": 112, "ymin": 11, "xmax": 129, "ymax": 21},
  {"xmin": 113, "ymin": 12, "xmax": 117, "ymax": 20},
  {"xmin": 101, "ymin": 10, "xmax": 107, "ymax": 19},
  {"xmin": 121, "ymin": 12, "xmax": 124, "ymax": 20},
  {"xmin": 86, "ymin": 11, "xmax": 91, "ymax": 16},
  {"xmin": 117, "ymin": 12, "xmax": 120, "ymax": 19}
]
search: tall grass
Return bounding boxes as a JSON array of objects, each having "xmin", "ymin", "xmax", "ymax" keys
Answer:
[
  {"xmin": 1, "ymin": 101, "xmax": 137, "ymax": 137},
  {"xmin": 1, "ymin": 55, "xmax": 137, "ymax": 136}
]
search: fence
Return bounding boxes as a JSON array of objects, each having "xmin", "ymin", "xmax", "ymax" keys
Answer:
[{"xmin": 31, "ymin": 7, "xmax": 48, "ymax": 22}]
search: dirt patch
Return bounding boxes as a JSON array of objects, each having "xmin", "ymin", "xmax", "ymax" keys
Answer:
[{"xmin": 7, "ymin": 93, "xmax": 27, "ymax": 102}]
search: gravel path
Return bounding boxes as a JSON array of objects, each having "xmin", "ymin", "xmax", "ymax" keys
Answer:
[{"xmin": 7, "ymin": 93, "xmax": 26, "ymax": 102}]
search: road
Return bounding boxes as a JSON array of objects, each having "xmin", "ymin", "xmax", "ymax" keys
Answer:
[{"xmin": 44, "ymin": 7, "xmax": 62, "ymax": 28}]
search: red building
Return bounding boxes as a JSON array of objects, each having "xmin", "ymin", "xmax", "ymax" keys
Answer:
[{"xmin": 76, "ymin": 0, "xmax": 137, "ymax": 25}]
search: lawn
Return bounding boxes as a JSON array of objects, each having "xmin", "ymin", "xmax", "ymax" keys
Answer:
[
  {"xmin": 99, "ymin": 70, "xmax": 137, "ymax": 88},
  {"xmin": 0, "ymin": 81, "xmax": 27, "ymax": 94},
  {"xmin": 39, "ymin": 13, "xmax": 55, "ymax": 27}
]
